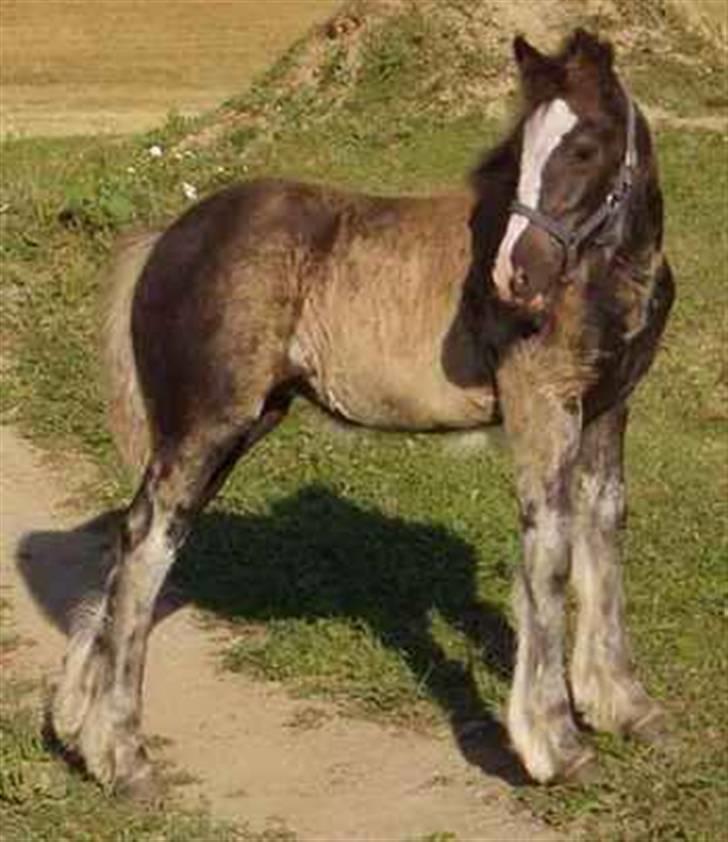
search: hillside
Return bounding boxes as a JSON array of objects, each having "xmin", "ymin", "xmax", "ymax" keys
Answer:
[{"xmin": 178, "ymin": 0, "xmax": 725, "ymax": 160}]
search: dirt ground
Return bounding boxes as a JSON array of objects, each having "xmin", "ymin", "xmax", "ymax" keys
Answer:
[
  {"xmin": 0, "ymin": 0, "xmax": 339, "ymax": 137},
  {"xmin": 0, "ymin": 425, "xmax": 559, "ymax": 840}
]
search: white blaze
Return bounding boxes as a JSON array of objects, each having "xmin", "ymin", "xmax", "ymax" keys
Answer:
[{"xmin": 493, "ymin": 98, "xmax": 578, "ymax": 296}]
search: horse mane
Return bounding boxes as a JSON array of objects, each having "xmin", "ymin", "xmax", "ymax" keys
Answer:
[{"xmin": 468, "ymin": 125, "xmax": 522, "ymax": 273}]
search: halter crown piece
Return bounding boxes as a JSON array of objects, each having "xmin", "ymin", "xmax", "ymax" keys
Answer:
[{"xmin": 509, "ymin": 91, "xmax": 637, "ymax": 275}]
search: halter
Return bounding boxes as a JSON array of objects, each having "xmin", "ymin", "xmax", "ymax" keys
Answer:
[{"xmin": 509, "ymin": 94, "xmax": 637, "ymax": 275}]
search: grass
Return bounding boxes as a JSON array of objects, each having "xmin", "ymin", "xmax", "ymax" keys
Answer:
[{"xmin": 1, "ymin": 1, "xmax": 727, "ymax": 838}]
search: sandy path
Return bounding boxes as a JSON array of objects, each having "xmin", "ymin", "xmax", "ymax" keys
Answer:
[{"xmin": 0, "ymin": 426, "xmax": 558, "ymax": 841}]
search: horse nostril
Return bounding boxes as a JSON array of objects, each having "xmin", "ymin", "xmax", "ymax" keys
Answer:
[{"xmin": 511, "ymin": 268, "xmax": 530, "ymax": 297}]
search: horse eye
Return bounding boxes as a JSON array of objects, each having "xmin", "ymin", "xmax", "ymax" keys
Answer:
[{"xmin": 572, "ymin": 144, "xmax": 597, "ymax": 163}]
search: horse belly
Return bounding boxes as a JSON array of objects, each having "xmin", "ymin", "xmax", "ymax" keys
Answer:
[
  {"xmin": 310, "ymin": 357, "xmax": 495, "ymax": 430},
  {"xmin": 292, "ymin": 302, "xmax": 497, "ymax": 431}
]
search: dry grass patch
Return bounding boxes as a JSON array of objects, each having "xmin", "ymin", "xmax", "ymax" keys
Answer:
[{"xmin": 0, "ymin": 0, "xmax": 339, "ymax": 136}]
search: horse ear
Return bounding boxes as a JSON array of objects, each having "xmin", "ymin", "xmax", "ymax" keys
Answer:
[
  {"xmin": 513, "ymin": 35, "xmax": 565, "ymax": 101},
  {"xmin": 513, "ymin": 35, "xmax": 547, "ymax": 72},
  {"xmin": 566, "ymin": 28, "xmax": 615, "ymax": 72}
]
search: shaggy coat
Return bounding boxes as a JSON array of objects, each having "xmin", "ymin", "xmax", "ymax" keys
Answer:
[{"xmin": 54, "ymin": 29, "xmax": 674, "ymax": 791}]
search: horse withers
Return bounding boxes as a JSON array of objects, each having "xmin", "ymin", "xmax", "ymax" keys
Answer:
[{"xmin": 52, "ymin": 29, "xmax": 674, "ymax": 792}]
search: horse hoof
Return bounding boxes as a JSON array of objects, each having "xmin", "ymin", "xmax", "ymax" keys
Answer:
[
  {"xmin": 113, "ymin": 761, "xmax": 162, "ymax": 804},
  {"xmin": 557, "ymin": 748, "xmax": 599, "ymax": 785},
  {"xmin": 629, "ymin": 705, "xmax": 668, "ymax": 746}
]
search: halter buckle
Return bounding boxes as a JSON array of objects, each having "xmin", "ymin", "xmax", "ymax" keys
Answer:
[{"xmin": 606, "ymin": 190, "xmax": 621, "ymax": 210}]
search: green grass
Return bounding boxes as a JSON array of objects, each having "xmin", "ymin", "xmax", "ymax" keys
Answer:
[{"xmin": 1, "ymin": 2, "xmax": 727, "ymax": 839}]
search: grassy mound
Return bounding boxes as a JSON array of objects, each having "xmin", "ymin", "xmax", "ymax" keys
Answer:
[{"xmin": 1, "ymin": 1, "xmax": 726, "ymax": 838}]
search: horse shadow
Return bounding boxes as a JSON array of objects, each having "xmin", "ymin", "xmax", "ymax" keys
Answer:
[{"xmin": 16, "ymin": 483, "xmax": 526, "ymax": 784}]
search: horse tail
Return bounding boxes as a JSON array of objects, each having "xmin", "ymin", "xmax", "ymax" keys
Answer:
[{"xmin": 100, "ymin": 229, "xmax": 160, "ymax": 476}]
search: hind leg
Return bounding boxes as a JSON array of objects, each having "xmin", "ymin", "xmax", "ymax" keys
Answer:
[
  {"xmin": 570, "ymin": 405, "xmax": 663, "ymax": 738},
  {"xmin": 51, "ymin": 402, "xmax": 288, "ymax": 793}
]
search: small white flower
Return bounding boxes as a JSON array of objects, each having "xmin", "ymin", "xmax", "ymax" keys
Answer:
[
  {"xmin": 173, "ymin": 151, "xmax": 183, "ymax": 161},
  {"xmin": 181, "ymin": 182, "xmax": 198, "ymax": 200},
  {"xmin": 216, "ymin": 166, "xmax": 226, "ymax": 174},
  {"xmin": 126, "ymin": 166, "xmax": 136, "ymax": 174},
  {"xmin": 148, "ymin": 145, "xmax": 163, "ymax": 158}
]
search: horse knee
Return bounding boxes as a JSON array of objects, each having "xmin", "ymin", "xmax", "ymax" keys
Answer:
[
  {"xmin": 122, "ymin": 475, "xmax": 155, "ymax": 552},
  {"xmin": 577, "ymin": 473, "xmax": 625, "ymax": 535}
]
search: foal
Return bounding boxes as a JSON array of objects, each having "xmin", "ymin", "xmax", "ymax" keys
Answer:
[{"xmin": 52, "ymin": 29, "xmax": 674, "ymax": 791}]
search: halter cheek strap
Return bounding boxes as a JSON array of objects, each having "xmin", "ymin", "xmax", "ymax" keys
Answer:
[{"xmin": 509, "ymin": 93, "xmax": 637, "ymax": 274}]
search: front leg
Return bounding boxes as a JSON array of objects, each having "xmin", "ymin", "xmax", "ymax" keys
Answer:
[
  {"xmin": 570, "ymin": 404, "xmax": 663, "ymax": 738},
  {"xmin": 498, "ymin": 346, "xmax": 594, "ymax": 783}
]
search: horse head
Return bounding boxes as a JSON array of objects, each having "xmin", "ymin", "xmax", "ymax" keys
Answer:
[{"xmin": 492, "ymin": 29, "xmax": 655, "ymax": 316}]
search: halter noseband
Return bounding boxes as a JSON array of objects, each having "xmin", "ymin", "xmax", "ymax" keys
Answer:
[{"xmin": 509, "ymin": 94, "xmax": 637, "ymax": 274}]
